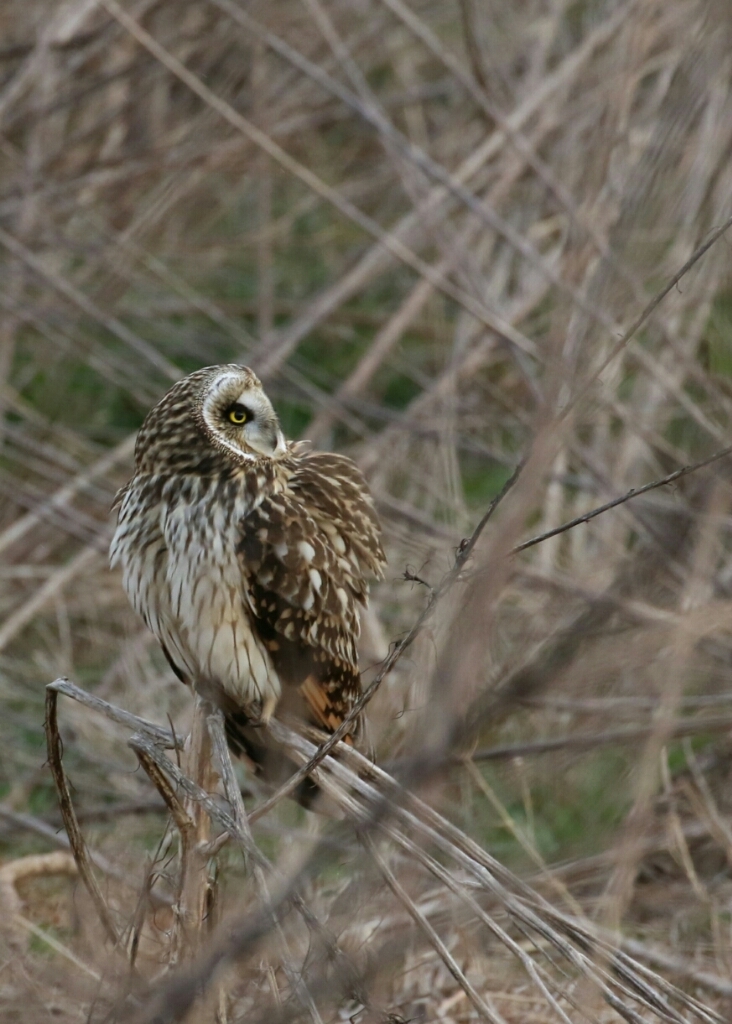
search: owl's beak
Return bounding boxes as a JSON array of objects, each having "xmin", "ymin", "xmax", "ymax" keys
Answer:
[
  {"xmin": 272, "ymin": 427, "xmax": 288, "ymax": 458},
  {"xmin": 247, "ymin": 420, "xmax": 287, "ymax": 458}
]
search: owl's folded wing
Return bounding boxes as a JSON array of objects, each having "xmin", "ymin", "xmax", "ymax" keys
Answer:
[{"xmin": 237, "ymin": 451, "xmax": 385, "ymax": 735}]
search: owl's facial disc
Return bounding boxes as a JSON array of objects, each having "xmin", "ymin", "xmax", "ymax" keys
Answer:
[
  {"xmin": 202, "ymin": 371, "xmax": 287, "ymax": 461},
  {"xmin": 229, "ymin": 385, "xmax": 287, "ymax": 457}
]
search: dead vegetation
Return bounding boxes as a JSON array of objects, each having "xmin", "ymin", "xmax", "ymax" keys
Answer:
[{"xmin": 2, "ymin": 0, "xmax": 732, "ymax": 1020}]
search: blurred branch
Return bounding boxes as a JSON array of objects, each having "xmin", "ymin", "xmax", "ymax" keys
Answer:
[
  {"xmin": 0, "ymin": 851, "xmax": 78, "ymax": 949},
  {"xmin": 0, "ymin": 547, "xmax": 101, "ymax": 653},
  {"xmin": 0, "ymin": 226, "xmax": 180, "ymax": 381},
  {"xmin": 210, "ymin": 0, "xmax": 627, "ymax": 343},
  {"xmin": 0, "ymin": 801, "xmax": 173, "ymax": 908},
  {"xmin": 100, "ymin": 0, "xmax": 539, "ymax": 358},
  {"xmin": 467, "ymin": 713, "xmax": 732, "ymax": 762},
  {"xmin": 255, "ymin": 436, "xmax": 732, "ymax": 814},
  {"xmin": 248, "ymin": 0, "xmax": 617, "ymax": 381}
]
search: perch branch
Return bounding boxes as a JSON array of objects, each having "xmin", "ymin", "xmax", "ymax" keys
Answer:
[
  {"xmin": 123, "ymin": 712, "xmax": 373, "ymax": 1022},
  {"xmin": 48, "ymin": 676, "xmax": 179, "ymax": 747},
  {"xmin": 176, "ymin": 697, "xmax": 216, "ymax": 959},
  {"xmin": 207, "ymin": 708, "xmax": 324, "ymax": 1024}
]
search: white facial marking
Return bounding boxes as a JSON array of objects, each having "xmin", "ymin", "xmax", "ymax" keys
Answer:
[{"xmin": 202, "ymin": 373, "xmax": 256, "ymax": 461}]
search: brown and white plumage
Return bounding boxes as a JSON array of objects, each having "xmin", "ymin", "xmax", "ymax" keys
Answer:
[{"xmin": 110, "ymin": 365, "xmax": 385, "ymax": 789}]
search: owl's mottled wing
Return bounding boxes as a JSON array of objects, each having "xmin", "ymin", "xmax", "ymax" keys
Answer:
[{"xmin": 237, "ymin": 451, "xmax": 385, "ymax": 736}]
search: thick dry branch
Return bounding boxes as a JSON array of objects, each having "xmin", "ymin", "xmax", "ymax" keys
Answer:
[
  {"xmin": 44, "ymin": 685, "xmax": 121, "ymax": 946},
  {"xmin": 124, "ymin": 728, "xmax": 337, "ymax": 1024},
  {"xmin": 132, "ymin": 743, "xmax": 193, "ymax": 836},
  {"xmin": 207, "ymin": 708, "xmax": 324, "ymax": 1024},
  {"xmin": 176, "ymin": 697, "xmax": 216, "ymax": 961},
  {"xmin": 47, "ymin": 675, "xmax": 724, "ymax": 1024}
]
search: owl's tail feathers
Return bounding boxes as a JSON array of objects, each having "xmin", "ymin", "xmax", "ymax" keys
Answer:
[{"xmin": 299, "ymin": 672, "xmax": 363, "ymax": 743}]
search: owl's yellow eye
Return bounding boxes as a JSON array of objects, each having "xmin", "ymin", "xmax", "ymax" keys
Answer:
[{"xmin": 226, "ymin": 403, "xmax": 250, "ymax": 425}]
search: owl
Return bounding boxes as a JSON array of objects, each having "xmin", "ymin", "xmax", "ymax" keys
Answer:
[{"xmin": 110, "ymin": 365, "xmax": 386, "ymax": 795}]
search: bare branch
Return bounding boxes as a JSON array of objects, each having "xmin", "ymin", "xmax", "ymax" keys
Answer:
[{"xmin": 44, "ymin": 685, "xmax": 121, "ymax": 946}]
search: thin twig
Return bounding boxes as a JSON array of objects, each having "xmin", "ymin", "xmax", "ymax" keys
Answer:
[
  {"xmin": 583, "ymin": 209, "xmax": 732, "ymax": 402},
  {"xmin": 513, "ymin": 442, "xmax": 732, "ymax": 555}
]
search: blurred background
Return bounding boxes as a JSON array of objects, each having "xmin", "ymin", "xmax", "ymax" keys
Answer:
[{"xmin": 3, "ymin": 0, "xmax": 732, "ymax": 1020}]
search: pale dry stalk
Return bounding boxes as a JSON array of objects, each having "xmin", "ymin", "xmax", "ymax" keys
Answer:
[{"xmin": 173, "ymin": 694, "xmax": 217, "ymax": 964}]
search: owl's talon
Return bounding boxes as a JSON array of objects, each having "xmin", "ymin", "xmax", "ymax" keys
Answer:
[
  {"xmin": 261, "ymin": 694, "xmax": 277, "ymax": 725},
  {"xmin": 244, "ymin": 694, "xmax": 277, "ymax": 727}
]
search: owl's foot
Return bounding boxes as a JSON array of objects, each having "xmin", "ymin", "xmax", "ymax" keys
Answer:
[
  {"xmin": 244, "ymin": 694, "xmax": 278, "ymax": 727},
  {"xmin": 260, "ymin": 694, "xmax": 277, "ymax": 725}
]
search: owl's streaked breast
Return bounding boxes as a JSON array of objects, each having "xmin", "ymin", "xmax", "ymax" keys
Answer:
[{"xmin": 111, "ymin": 468, "xmax": 281, "ymax": 707}]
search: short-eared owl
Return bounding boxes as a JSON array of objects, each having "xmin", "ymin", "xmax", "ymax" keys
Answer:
[{"xmin": 110, "ymin": 365, "xmax": 385, "ymax": 788}]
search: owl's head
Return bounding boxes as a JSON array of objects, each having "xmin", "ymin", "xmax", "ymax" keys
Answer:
[
  {"xmin": 195, "ymin": 364, "xmax": 287, "ymax": 460},
  {"xmin": 135, "ymin": 365, "xmax": 287, "ymax": 474}
]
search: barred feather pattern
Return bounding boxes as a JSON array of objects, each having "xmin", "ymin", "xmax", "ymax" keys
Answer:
[{"xmin": 110, "ymin": 365, "xmax": 386, "ymax": 777}]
